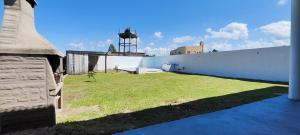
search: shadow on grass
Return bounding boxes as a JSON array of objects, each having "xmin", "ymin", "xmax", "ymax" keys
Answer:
[
  {"xmin": 56, "ymin": 86, "xmax": 288, "ymax": 135},
  {"xmin": 174, "ymin": 72, "xmax": 288, "ymax": 85},
  {"xmin": 0, "ymin": 106, "xmax": 56, "ymax": 134}
]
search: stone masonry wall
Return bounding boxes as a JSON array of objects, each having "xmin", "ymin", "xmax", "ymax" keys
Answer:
[{"xmin": 0, "ymin": 55, "xmax": 48, "ymax": 112}]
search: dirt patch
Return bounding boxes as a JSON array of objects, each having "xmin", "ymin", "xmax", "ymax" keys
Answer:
[
  {"xmin": 161, "ymin": 98, "xmax": 195, "ymax": 106},
  {"xmin": 57, "ymin": 105, "xmax": 100, "ymax": 120},
  {"xmin": 63, "ymin": 92, "xmax": 86, "ymax": 102}
]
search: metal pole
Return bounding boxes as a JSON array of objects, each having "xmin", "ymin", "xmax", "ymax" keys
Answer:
[
  {"xmin": 105, "ymin": 54, "xmax": 107, "ymax": 73},
  {"xmin": 118, "ymin": 37, "xmax": 121, "ymax": 56},
  {"xmin": 129, "ymin": 37, "xmax": 131, "ymax": 56},
  {"xmin": 124, "ymin": 38, "xmax": 126, "ymax": 56},
  {"xmin": 289, "ymin": 0, "xmax": 300, "ymax": 100},
  {"xmin": 136, "ymin": 38, "xmax": 138, "ymax": 54}
]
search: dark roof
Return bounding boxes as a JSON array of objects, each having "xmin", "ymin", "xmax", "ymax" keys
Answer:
[
  {"xmin": 66, "ymin": 50, "xmax": 146, "ymax": 56},
  {"xmin": 26, "ymin": 0, "xmax": 37, "ymax": 8},
  {"xmin": 66, "ymin": 50, "xmax": 106, "ymax": 55},
  {"xmin": 118, "ymin": 28, "xmax": 138, "ymax": 39}
]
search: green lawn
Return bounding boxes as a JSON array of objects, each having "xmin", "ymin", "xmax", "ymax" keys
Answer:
[{"xmin": 57, "ymin": 72, "xmax": 288, "ymax": 134}]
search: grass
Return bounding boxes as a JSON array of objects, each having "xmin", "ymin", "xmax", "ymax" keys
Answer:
[{"xmin": 57, "ymin": 72, "xmax": 288, "ymax": 134}]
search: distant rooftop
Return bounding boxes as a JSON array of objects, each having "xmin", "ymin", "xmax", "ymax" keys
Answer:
[{"xmin": 66, "ymin": 50, "xmax": 146, "ymax": 56}]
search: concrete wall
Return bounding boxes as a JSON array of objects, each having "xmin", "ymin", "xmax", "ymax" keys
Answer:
[
  {"xmin": 66, "ymin": 46, "xmax": 289, "ymax": 82},
  {"xmin": 66, "ymin": 53, "xmax": 89, "ymax": 75},
  {"xmin": 96, "ymin": 56, "xmax": 143, "ymax": 71},
  {"xmin": 141, "ymin": 46, "xmax": 290, "ymax": 82},
  {"xmin": 66, "ymin": 53, "xmax": 143, "ymax": 74}
]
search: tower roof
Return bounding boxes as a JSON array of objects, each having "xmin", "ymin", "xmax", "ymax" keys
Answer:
[{"xmin": 118, "ymin": 28, "xmax": 138, "ymax": 39}]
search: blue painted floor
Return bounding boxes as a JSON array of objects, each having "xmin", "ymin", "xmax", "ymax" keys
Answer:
[{"xmin": 117, "ymin": 95, "xmax": 300, "ymax": 135}]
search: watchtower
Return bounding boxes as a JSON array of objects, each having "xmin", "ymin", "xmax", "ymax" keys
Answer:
[{"xmin": 118, "ymin": 28, "xmax": 138, "ymax": 56}]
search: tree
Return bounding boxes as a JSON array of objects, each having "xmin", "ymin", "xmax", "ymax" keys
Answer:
[
  {"xmin": 212, "ymin": 49, "xmax": 219, "ymax": 52},
  {"xmin": 108, "ymin": 44, "xmax": 117, "ymax": 52}
]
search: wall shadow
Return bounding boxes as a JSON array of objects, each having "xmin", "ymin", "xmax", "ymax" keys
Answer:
[
  {"xmin": 88, "ymin": 55, "xmax": 99, "ymax": 72},
  {"xmin": 0, "ymin": 106, "xmax": 56, "ymax": 134},
  {"xmin": 56, "ymin": 86, "xmax": 288, "ymax": 135},
  {"xmin": 173, "ymin": 72, "xmax": 288, "ymax": 85}
]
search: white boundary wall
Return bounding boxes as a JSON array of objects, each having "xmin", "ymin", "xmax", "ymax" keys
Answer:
[
  {"xmin": 66, "ymin": 46, "xmax": 289, "ymax": 82},
  {"xmin": 96, "ymin": 56, "xmax": 143, "ymax": 71},
  {"xmin": 141, "ymin": 46, "xmax": 290, "ymax": 82}
]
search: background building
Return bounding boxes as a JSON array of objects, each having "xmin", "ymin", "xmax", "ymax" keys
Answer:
[{"xmin": 170, "ymin": 41, "xmax": 205, "ymax": 55}]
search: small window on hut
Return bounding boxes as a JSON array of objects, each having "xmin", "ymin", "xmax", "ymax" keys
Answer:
[
  {"xmin": 47, "ymin": 55, "xmax": 61, "ymax": 73},
  {"xmin": 47, "ymin": 55, "xmax": 62, "ymax": 84}
]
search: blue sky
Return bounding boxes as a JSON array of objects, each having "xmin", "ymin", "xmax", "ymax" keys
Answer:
[{"xmin": 0, "ymin": 0, "xmax": 291, "ymax": 55}]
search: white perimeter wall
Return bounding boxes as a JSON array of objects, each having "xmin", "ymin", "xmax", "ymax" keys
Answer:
[
  {"xmin": 141, "ymin": 46, "xmax": 290, "ymax": 82},
  {"xmin": 96, "ymin": 56, "xmax": 143, "ymax": 71}
]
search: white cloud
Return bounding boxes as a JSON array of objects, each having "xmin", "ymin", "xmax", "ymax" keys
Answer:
[
  {"xmin": 105, "ymin": 39, "xmax": 113, "ymax": 45},
  {"xmin": 68, "ymin": 39, "xmax": 113, "ymax": 51},
  {"xmin": 259, "ymin": 21, "xmax": 291, "ymax": 38},
  {"xmin": 206, "ymin": 39, "xmax": 290, "ymax": 52},
  {"xmin": 205, "ymin": 22, "xmax": 249, "ymax": 40},
  {"xmin": 154, "ymin": 32, "xmax": 163, "ymax": 38},
  {"xmin": 130, "ymin": 38, "xmax": 142, "ymax": 45},
  {"xmin": 240, "ymin": 40, "xmax": 275, "ymax": 50},
  {"xmin": 141, "ymin": 47, "xmax": 172, "ymax": 56},
  {"xmin": 90, "ymin": 39, "xmax": 113, "ymax": 50},
  {"xmin": 173, "ymin": 36, "xmax": 194, "ymax": 43},
  {"xmin": 207, "ymin": 42, "xmax": 234, "ymax": 52},
  {"xmin": 271, "ymin": 38, "xmax": 290, "ymax": 46},
  {"xmin": 203, "ymin": 21, "xmax": 291, "ymax": 52},
  {"xmin": 238, "ymin": 39, "xmax": 289, "ymax": 50},
  {"xmin": 148, "ymin": 42, "xmax": 155, "ymax": 46},
  {"xmin": 69, "ymin": 42, "xmax": 86, "ymax": 51},
  {"xmin": 278, "ymin": 0, "xmax": 288, "ymax": 5}
]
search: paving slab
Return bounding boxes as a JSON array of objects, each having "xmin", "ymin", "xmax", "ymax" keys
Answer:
[{"xmin": 117, "ymin": 95, "xmax": 300, "ymax": 135}]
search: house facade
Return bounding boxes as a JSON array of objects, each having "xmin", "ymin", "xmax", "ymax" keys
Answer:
[{"xmin": 170, "ymin": 41, "xmax": 205, "ymax": 55}]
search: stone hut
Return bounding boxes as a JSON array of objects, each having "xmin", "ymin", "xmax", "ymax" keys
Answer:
[{"xmin": 0, "ymin": 0, "xmax": 64, "ymax": 133}]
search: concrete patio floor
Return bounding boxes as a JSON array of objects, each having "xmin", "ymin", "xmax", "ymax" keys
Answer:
[{"xmin": 117, "ymin": 95, "xmax": 300, "ymax": 135}]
